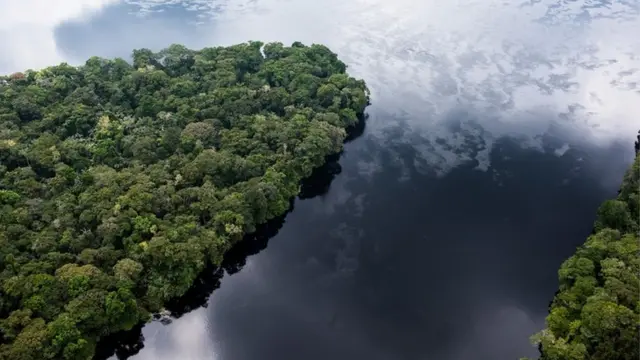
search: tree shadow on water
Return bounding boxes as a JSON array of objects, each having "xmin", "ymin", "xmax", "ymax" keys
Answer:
[
  {"xmin": 93, "ymin": 215, "xmax": 288, "ymax": 360},
  {"xmin": 299, "ymin": 113, "xmax": 367, "ymax": 200},
  {"xmin": 94, "ymin": 114, "xmax": 368, "ymax": 359}
]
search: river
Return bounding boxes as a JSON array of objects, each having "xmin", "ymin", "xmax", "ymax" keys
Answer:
[
  {"xmin": 3, "ymin": 1, "xmax": 639, "ymax": 359},
  {"xmin": 94, "ymin": 105, "xmax": 634, "ymax": 360}
]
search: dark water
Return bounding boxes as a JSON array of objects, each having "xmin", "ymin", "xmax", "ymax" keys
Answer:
[
  {"xmin": 97, "ymin": 106, "xmax": 634, "ymax": 360},
  {"xmin": 1, "ymin": 1, "xmax": 637, "ymax": 359}
]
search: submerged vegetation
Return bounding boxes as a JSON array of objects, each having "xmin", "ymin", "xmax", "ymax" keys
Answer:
[
  {"xmin": 527, "ymin": 133, "xmax": 640, "ymax": 360},
  {"xmin": 0, "ymin": 41, "xmax": 369, "ymax": 359}
]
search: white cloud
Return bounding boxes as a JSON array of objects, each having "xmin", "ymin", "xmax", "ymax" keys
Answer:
[
  {"xmin": 194, "ymin": 0, "xmax": 640, "ymax": 174},
  {"xmin": 2, "ymin": 0, "xmax": 639, "ymax": 172},
  {"xmin": 134, "ymin": 311, "xmax": 219, "ymax": 360},
  {"xmin": 3, "ymin": 1, "xmax": 637, "ymax": 358},
  {"xmin": 0, "ymin": 0, "xmax": 119, "ymax": 73}
]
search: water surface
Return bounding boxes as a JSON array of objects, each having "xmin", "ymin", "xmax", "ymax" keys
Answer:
[
  {"xmin": 96, "ymin": 107, "xmax": 633, "ymax": 360},
  {"xmin": 2, "ymin": 0, "xmax": 639, "ymax": 359}
]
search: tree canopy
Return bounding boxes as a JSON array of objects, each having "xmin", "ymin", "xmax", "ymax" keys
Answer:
[
  {"xmin": 526, "ymin": 133, "xmax": 640, "ymax": 360},
  {"xmin": 0, "ymin": 41, "xmax": 369, "ymax": 359}
]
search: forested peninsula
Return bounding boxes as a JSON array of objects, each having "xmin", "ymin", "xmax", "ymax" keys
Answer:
[
  {"xmin": 0, "ymin": 42, "xmax": 369, "ymax": 359},
  {"xmin": 527, "ymin": 132, "xmax": 640, "ymax": 360}
]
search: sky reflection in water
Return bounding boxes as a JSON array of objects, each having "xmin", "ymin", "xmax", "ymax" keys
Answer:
[{"xmin": 1, "ymin": 0, "xmax": 639, "ymax": 359}]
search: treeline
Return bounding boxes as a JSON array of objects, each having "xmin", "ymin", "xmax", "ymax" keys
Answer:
[
  {"xmin": 527, "ymin": 132, "xmax": 640, "ymax": 360},
  {"xmin": 0, "ymin": 42, "xmax": 369, "ymax": 359}
]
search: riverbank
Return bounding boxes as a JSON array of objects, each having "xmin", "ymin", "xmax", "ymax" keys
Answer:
[
  {"xmin": 0, "ymin": 42, "xmax": 369, "ymax": 360},
  {"xmin": 528, "ymin": 130, "xmax": 640, "ymax": 360}
]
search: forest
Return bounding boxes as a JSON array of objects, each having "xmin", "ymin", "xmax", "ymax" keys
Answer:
[
  {"xmin": 0, "ymin": 41, "xmax": 369, "ymax": 359},
  {"xmin": 526, "ymin": 133, "xmax": 640, "ymax": 360}
]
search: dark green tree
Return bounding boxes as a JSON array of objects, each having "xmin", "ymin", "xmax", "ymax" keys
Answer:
[
  {"xmin": 525, "ymin": 141, "xmax": 640, "ymax": 360},
  {"xmin": 0, "ymin": 41, "xmax": 368, "ymax": 359}
]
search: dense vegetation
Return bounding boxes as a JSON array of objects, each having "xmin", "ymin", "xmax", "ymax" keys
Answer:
[
  {"xmin": 0, "ymin": 41, "xmax": 369, "ymax": 359},
  {"xmin": 527, "ymin": 133, "xmax": 640, "ymax": 360}
]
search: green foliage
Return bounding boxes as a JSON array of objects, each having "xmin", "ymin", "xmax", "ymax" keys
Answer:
[
  {"xmin": 594, "ymin": 199, "xmax": 637, "ymax": 233},
  {"xmin": 0, "ymin": 41, "xmax": 369, "ymax": 359},
  {"xmin": 526, "ymin": 153, "xmax": 640, "ymax": 360}
]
